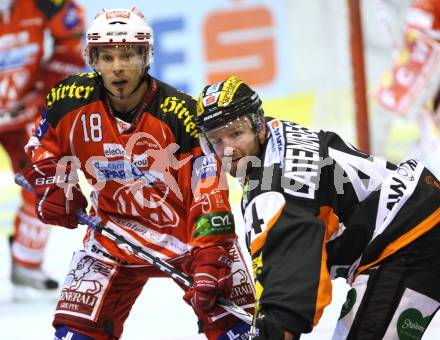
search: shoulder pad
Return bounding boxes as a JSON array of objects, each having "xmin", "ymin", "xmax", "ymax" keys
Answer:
[
  {"xmin": 36, "ymin": 0, "xmax": 67, "ymax": 20},
  {"xmin": 45, "ymin": 72, "xmax": 101, "ymax": 128},
  {"xmin": 155, "ymin": 79, "xmax": 198, "ymax": 138}
]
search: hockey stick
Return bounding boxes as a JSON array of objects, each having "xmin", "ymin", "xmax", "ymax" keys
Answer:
[{"xmin": 15, "ymin": 173, "xmax": 253, "ymax": 325}]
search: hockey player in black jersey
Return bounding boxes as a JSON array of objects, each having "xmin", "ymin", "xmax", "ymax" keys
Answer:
[{"xmin": 194, "ymin": 76, "xmax": 440, "ymax": 340}]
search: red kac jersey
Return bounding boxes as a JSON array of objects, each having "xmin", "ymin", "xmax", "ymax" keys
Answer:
[
  {"xmin": 27, "ymin": 73, "xmax": 237, "ymax": 264},
  {"xmin": 0, "ymin": 0, "xmax": 84, "ymax": 130}
]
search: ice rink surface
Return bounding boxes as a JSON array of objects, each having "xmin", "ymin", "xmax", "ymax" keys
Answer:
[{"xmin": 1, "ymin": 171, "xmax": 439, "ymax": 339}]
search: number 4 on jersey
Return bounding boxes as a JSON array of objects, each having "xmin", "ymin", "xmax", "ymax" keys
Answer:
[{"xmin": 244, "ymin": 191, "xmax": 286, "ymax": 255}]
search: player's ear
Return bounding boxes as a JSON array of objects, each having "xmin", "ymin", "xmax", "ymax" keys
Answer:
[{"xmin": 257, "ymin": 117, "xmax": 266, "ymax": 145}]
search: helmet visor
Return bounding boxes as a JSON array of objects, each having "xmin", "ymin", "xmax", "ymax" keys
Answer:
[
  {"xmin": 200, "ymin": 116, "xmax": 256, "ymax": 155},
  {"xmin": 88, "ymin": 45, "xmax": 148, "ymax": 72}
]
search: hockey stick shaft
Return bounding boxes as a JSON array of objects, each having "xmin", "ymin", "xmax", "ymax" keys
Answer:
[{"xmin": 15, "ymin": 173, "xmax": 252, "ymax": 325}]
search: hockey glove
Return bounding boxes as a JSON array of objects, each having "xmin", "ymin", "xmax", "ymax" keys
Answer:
[
  {"xmin": 183, "ymin": 246, "xmax": 233, "ymax": 317},
  {"xmin": 22, "ymin": 157, "xmax": 87, "ymax": 228},
  {"xmin": 252, "ymin": 313, "xmax": 299, "ymax": 340}
]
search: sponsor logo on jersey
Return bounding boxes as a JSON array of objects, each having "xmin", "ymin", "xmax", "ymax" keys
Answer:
[
  {"xmin": 375, "ymin": 159, "xmax": 422, "ymax": 231},
  {"xmin": 132, "ymin": 154, "xmax": 148, "ymax": 168},
  {"xmin": 282, "ymin": 122, "xmax": 320, "ymax": 199},
  {"xmin": 396, "ymin": 161, "xmax": 416, "ymax": 181},
  {"xmin": 19, "ymin": 18, "xmax": 43, "ymax": 28},
  {"xmin": 90, "ymin": 244, "xmax": 128, "ymax": 265},
  {"xmin": 230, "ymin": 268, "xmax": 254, "ymax": 308},
  {"xmin": 193, "ymin": 211, "xmax": 234, "ymax": 237},
  {"xmin": 57, "ymin": 253, "xmax": 116, "ymax": 320},
  {"xmin": 387, "ymin": 177, "xmax": 407, "ymax": 211},
  {"xmin": 397, "ymin": 308, "xmax": 430, "ymax": 339},
  {"xmin": 269, "ymin": 119, "xmax": 284, "ymax": 154},
  {"xmin": 193, "ymin": 154, "xmax": 217, "ymax": 179},
  {"xmin": 270, "ymin": 120, "xmax": 279, "ymax": 128},
  {"xmin": 93, "ymin": 160, "xmax": 144, "ymax": 181},
  {"xmin": 35, "ymin": 109, "xmax": 49, "ymax": 140},
  {"xmin": 63, "ymin": 2, "xmax": 81, "ymax": 30},
  {"xmin": 387, "ymin": 159, "xmax": 418, "ymax": 210},
  {"xmin": 112, "ymin": 183, "xmax": 180, "ymax": 230},
  {"xmin": 0, "ymin": 40, "xmax": 39, "ymax": 70},
  {"xmin": 0, "ymin": 31, "xmax": 29, "ymax": 50},
  {"xmin": 135, "ymin": 139, "xmax": 160, "ymax": 149},
  {"xmin": 103, "ymin": 143, "xmax": 126, "ymax": 158},
  {"xmin": 46, "ymin": 81, "xmax": 95, "ymax": 108},
  {"xmin": 425, "ymin": 175, "xmax": 440, "ymax": 190},
  {"xmin": 160, "ymin": 96, "xmax": 198, "ymax": 137}
]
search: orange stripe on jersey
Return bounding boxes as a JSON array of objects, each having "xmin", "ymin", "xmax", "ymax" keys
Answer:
[
  {"xmin": 250, "ymin": 202, "xmax": 285, "ymax": 256},
  {"xmin": 319, "ymin": 206, "xmax": 341, "ymax": 241},
  {"xmin": 355, "ymin": 207, "xmax": 440, "ymax": 278},
  {"xmin": 311, "ymin": 206, "xmax": 339, "ymax": 326},
  {"xmin": 312, "ymin": 236, "xmax": 332, "ymax": 327}
]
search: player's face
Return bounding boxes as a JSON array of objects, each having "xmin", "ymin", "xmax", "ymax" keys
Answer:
[
  {"xmin": 205, "ymin": 116, "xmax": 264, "ymax": 177},
  {"xmin": 94, "ymin": 45, "xmax": 145, "ymax": 100}
]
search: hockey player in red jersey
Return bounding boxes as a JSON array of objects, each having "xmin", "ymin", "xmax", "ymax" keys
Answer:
[
  {"xmin": 0, "ymin": 0, "xmax": 84, "ymax": 294},
  {"xmin": 403, "ymin": 0, "xmax": 440, "ymax": 175},
  {"xmin": 375, "ymin": 0, "xmax": 440, "ymax": 176},
  {"xmin": 22, "ymin": 7, "xmax": 254, "ymax": 340},
  {"xmin": 195, "ymin": 76, "xmax": 440, "ymax": 339}
]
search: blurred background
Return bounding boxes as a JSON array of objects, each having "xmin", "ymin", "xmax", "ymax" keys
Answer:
[{"xmin": 1, "ymin": 0, "xmax": 439, "ymax": 339}]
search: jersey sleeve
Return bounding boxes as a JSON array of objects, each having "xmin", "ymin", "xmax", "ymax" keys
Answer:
[
  {"xmin": 38, "ymin": 0, "xmax": 85, "ymax": 44},
  {"xmin": 349, "ymin": 159, "xmax": 440, "ymax": 277},
  {"xmin": 322, "ymin": 131, "xmax": 395, "ymax": 218},
  {"xmin": 26, "ymin": 109, "xmax": 63, "ymax": 162},
  {"xmin": 158, "ymin": 87, "xmax": 237, "ymax": 250},
  {"xmin": 321, "ymin": 131, "xmax": 395, "ymax": 275},
  {"xmin": 26, "ymin": 73, "xmax": 98, "ymax": 162},
  {"xmin": 187, "ymin": 153, "xmax": 236, "ymax": 249},
  {"xmin": 246, "ymin": 189, "xmax": 331, "ymax": 334}
]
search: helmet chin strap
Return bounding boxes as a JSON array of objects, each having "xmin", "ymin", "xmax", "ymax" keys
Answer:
[{"xmin": 129, "ymin": 66, "xmax": 150, "ymax": 95}]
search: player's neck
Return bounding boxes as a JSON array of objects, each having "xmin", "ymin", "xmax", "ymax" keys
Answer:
[{"xmin": 109, "ymin": 80, "xmax": 149, "ymax": 113}]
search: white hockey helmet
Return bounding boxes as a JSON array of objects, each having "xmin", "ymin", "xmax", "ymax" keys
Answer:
[{"xmin": 85, "ymin": 7, "xmax": 154, "ymax": 69}]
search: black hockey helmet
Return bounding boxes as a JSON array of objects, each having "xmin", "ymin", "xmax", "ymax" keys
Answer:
[{"xmin": 195, "ymin": 76, "xmax": 264, "ymax": 134}]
